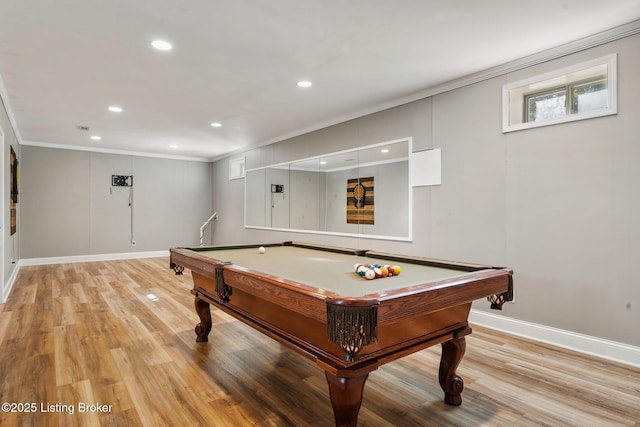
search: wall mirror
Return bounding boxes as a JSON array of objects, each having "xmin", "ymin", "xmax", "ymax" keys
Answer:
[{"xmin": 245, "ymin": 138, "xmax": 412, "ymax": 241}]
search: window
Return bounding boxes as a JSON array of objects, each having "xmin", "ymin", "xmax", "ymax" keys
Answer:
[
  {"xmin": 525, "ymin": 77, "xmax": 608, "ymax": 122},
  {"xmin": 229, "ymin": 156, "xmax": 245, "ymax": 180},
  {"xmin": 503, "ymin": 54, "xmax": 617, "ymax": 132}
]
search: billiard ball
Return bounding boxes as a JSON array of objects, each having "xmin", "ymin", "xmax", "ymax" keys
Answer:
[
  {"xmin": 258, "ymin": 246, "xmax": 266, "ymax": 254},
  {"xmin": 364, "ymin": 269, "xmax": 376, "ymax": 280}
]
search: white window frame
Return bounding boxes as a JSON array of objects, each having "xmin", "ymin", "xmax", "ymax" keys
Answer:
[{"xmin": 502, "ymin": 54, "xmax": 617, "ymax": 133}]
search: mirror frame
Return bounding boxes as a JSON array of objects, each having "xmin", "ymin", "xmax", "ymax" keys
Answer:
[{"xmin": 244, "ymin": 137, "xmax": 413, "ymax": 241}]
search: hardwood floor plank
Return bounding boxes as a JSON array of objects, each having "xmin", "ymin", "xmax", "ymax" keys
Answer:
[
  {"xmin": 53, "ymin": 324, "xmax": 89, "ymax": 386},
  {"xmin": 0, "ymin": 310, "xmax": 12, "ymax": 344},
  {"xmin": 0, "ymin": 257, "xmax": 638, "ymax": 426},
  {"xmin": 110, "ymin": 347, "xmax": 162, "ymax": 427},
  {"xmin": 53, "ymin": 295, "xmax": 76, "ymax": 328},
  {"xmin": 56, "ymin": 379, "xmax": 101, "ymax": 427}
]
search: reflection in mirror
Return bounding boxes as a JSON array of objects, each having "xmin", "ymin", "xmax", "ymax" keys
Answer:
[
  {"xmin": 289, "ymin": 157, "xmax": 322, "ymax": 231},
  {"xmin": 246, "ymin": 165, "xmax": 291, "ymax": 228},
  {"xmin": 245, "ymin": 138, "xmax": 411, "ymax": 240}
]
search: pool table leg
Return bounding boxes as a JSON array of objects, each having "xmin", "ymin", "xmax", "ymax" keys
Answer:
[
  {"xmin": 439, "ymin": 335, "xmax": 466, "ymax": 406},
  {"xmin": 194, "ymin": 297, "xmax": 212, "ymax": 342},
  {"xmin": 325, "ymin": 372, "xmax": 368, "ymax": 427}
]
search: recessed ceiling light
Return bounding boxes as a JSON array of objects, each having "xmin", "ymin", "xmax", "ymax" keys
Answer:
[
  {"xmin": 108, "ymin": 106, "xmax": 123, "ymax": 113},
  {"xmin": 90, "ymin": 135, "xmax": 102, "ymax": 141},
  {"xmin": 381, "ymin": 149, "xmax": 389, "ymax": 153},
  {"xmin": 297, "ymin": 80, "xmax": 312, "ymax": 88},
  {"xmin": 151, "ymin": 39, "xmax": 173, "ymax": 51},
  {"xmin": 210, "ymin": 122, "xmax": 222, "ymax": 128},
  {"xmin": 169, "ymin": 144, "xmax": 178, "ymax": 149}
]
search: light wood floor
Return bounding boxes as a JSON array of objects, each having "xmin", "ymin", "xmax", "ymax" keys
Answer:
[{"xmin": 0, "ymin": 258, "xmax": 638, "ymax": 426}]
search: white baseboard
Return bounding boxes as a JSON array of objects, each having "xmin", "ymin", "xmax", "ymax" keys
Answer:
[
  {"xmin": 19, "ymin": 250, "xmax": 169, "ymax": 266},
  {"xmin": 3, "ymin": 251, "xmax": 169, "ymax": 303},
  {"xmin": 1, "ymin": 261, "xmax": 21, "ymax": 304},
  {"xmin": 470, "ymin": 309, "xmax": 640, "ymax": 368}
]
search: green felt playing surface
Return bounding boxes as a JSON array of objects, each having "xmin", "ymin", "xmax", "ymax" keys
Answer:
[{"xmin": 195, "ymin": 246, "xmax": 474, "ymax": 297}]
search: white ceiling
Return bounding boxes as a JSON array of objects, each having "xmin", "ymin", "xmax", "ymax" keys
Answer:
[{"xmin": 1, "ymin": 1, "xmax": 639, "ymax": 161}]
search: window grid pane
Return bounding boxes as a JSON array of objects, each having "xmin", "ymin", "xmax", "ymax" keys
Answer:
[
  {"xmin": 526, "ymin": 89, "xmax": 567, "ymax": 122},
  {"xmin": 570, "ymin": 79, "xmax": 608, "ymax": 114}
]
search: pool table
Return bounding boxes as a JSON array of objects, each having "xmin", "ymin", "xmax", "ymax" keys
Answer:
[{"xmin": 170, "ymin": 242, "xmax": 513, "ymax": 426}]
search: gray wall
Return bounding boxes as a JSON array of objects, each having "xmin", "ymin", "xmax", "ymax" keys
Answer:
[
  {"xmin": 209, "ymin": 33, "xmax": 639, "ymax": 347},
  {"xmin": 20, "ymin": 147, "xmax": 212, "ymax": 258}
]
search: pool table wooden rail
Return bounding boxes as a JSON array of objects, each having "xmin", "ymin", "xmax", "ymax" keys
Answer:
[
  {"xmin": 170, "ymin": 245, "xmax": 513, "ymax": 324},
  {"xmin": 372, "ymin": 268, "xmax": 511, "ymax": 323}
]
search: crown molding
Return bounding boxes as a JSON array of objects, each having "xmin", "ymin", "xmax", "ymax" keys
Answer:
[{"xmin": 21, "ymin": 140, "xmax": 210, "ymax": 162}]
